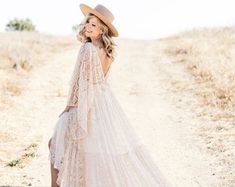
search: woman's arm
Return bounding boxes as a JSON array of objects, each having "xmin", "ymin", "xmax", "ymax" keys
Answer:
[
  {"xmin": 59, "ymin": 46, "xmax": 82, "ymax": 117},
  {"xmin": 58, "ymin": 55, "xmax": 81, "ymax": 117}
]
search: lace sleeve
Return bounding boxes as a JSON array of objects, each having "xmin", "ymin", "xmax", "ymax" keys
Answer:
[
  {"xmin": 66, "ymin": 49, "xmax": 82, "ymax": 107},
  {"xmin": 77, "ymin": 42, "xmax": 104, "ymax": 110},
  {"xmin": 68, "ymin": 42, "xmax": 105, "ymax": 140},
  {"xmin": 66, "ymin": 42, "xmax": 104, "ymax": 107}
]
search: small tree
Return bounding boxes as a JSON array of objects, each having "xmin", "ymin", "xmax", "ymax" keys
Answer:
[
  {"xmin": 72, "ymin": 24, "xmax": 79, "ymax": 33},
  {"xmin": 5, "ymin": 18, "xmax": 36, "ymax": 31}
]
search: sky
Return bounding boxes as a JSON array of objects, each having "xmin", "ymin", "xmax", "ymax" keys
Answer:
[{"xmin": 0, "ymin": 0, "xmax": 234, "ymax": 39}]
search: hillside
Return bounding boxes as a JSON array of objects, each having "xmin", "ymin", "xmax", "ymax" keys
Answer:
[{"xmin": 0, "ymin": 28, "xmax": 234, "ymax": 187}]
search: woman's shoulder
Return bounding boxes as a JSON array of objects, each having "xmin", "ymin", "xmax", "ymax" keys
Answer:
[
  {"xmin": 78, "ymin": 42, "xmax": 97, "ymax": 62},
  {"xmin": 80, "ymin": 41, "xmax": 95, "ymax": 51}
]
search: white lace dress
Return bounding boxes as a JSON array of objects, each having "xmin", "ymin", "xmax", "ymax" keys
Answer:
[{"xmin": 48, "ymin": 42, "xmax": 173, "ymax": 187}]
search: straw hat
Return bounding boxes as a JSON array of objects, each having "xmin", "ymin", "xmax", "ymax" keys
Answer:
[{"xmin": 79, "ymin": 4, "xmax": 118, "ymax": 37}]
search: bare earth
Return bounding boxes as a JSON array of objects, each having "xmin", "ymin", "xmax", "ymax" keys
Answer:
[{"xmin": 0, "ymin": 39, "xmax": 230, "ymax": 186}]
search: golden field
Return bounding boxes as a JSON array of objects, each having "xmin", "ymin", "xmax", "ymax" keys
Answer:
[{"xmin": 0, "ymin": 28, "xmax": 234, "ymax": 187}]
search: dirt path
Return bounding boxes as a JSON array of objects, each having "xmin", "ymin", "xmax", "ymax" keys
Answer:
[
  {"xmin": 0, "ymin": 48, "xmax": 79, "ymax": 186},
  {"xmin": 112, "ymin": 40, "xmax": 217, "ymax": 187},
  {"xmin": 1, "ymin": 40, "xmax": 219, "ymax": 186}
]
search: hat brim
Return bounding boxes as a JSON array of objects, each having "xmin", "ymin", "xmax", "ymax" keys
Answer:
[{"xmin": 80, "ymin": 4, "xmax": 118, "ymax": 37}]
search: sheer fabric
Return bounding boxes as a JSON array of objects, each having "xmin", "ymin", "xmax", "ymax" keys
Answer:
[{"xmin": 48, "ymin": 42, "xmax": 173, "ymax": 187}]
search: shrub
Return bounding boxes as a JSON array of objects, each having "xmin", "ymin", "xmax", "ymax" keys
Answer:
[{"xmin": 5, "ymin": 18, "xmax": 36, "ymax": 31}]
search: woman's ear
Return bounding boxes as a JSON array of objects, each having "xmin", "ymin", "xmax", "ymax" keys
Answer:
[
  {"xmin": 99, "ymin": 26, "xmax": 104, "ymax": 34},
  {"xmin": 100, "ymin": 29, "xmax": 104, "ymax": 35}
]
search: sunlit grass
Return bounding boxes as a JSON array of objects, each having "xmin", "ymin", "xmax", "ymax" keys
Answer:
[
  {"xmin": 164, "ymin": 26, "xmax": 235, "ymax": 115},
  {"xmin": 6, "ymin": 143, "xmax": 39, "ymax": 168},
  {"xmin": 0, "ymin": 31, "xmax": 78, "ymax": 109},
  {"xmin": 163, "ymin": 26, "xmax": 235, "ymax": 187}
]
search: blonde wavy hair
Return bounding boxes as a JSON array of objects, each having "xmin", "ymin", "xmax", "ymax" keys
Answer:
[{"xmin": 77, "ymin": 13, "xmax": 116, "ymax": 61}]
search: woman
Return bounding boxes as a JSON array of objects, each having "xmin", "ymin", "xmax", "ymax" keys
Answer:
[{"xmin": 48, "ymin": 3, "xmax": 173, "ymax": 187}]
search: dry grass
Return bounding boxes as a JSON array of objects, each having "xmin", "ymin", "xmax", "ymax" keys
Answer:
[
  {"xmin": 0, "ymin": 31, "xmax": 77, "ymax": 71},
  {"xmin": 6, "ymin": 143, "xmax": 39, "ymax": 168},
  {"xmin": 0, "ymin": 31, "xmax": 78, "ymax": 109},
  {"xmin": 163, "ymin": 26, "xmax": 235, "ymax": 187},
  {"xmin": 164, "ymin": 26, "xmax": 235, "ymax": 118},
  {"xmin": 2, "ymin": 79, "xmax": 22, "ymax": 96}
]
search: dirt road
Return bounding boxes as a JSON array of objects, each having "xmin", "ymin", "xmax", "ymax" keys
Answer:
[{"xmin": 0, "ymin": 39, "xmax": 220, "ymax": 186}]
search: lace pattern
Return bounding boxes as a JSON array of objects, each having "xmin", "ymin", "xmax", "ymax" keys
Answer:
[
  {"xmin": 66, "ymin": 42, "xmax": 104, "ymax": 107},
  {"xmin": 50, "ymin": 42, "xmax": 107, "ymax": 186},
  {"xmin": 48, "ymin": 42, "xmax": 174, "ymax": 187}
]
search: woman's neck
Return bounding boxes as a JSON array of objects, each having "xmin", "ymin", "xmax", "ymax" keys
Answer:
[{"xmin": 91, "ymin": 37, "xmax": 103, "ymax": 49}]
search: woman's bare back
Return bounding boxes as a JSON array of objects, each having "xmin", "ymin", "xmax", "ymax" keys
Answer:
[{"xmin": 96, "ymin": 47, "xmax": 112, "ymax": 77}]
